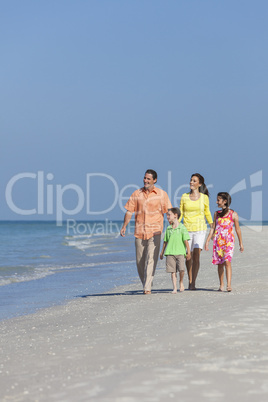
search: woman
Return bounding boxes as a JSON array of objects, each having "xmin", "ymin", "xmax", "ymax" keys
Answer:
[{"xmin": 180, "ymin": 173, "xmax": 213, "ymax": 290}]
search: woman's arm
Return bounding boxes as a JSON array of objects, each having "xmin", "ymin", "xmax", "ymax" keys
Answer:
[
  {"xmin": 204, "ymin": 212, "xmax": 217, "ymax": 251},
  {"xmin": 204, "ymin": 195, "xmax": 213, "ymax": 225},
  {"xmin": 178, "ymin": 194, "xmax": 184, "ymax": 223}
]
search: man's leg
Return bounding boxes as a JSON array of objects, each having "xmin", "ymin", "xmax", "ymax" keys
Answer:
[
  {"xmin": 135, "ymin": 238, "xmax": 147, "ymax": 286},
  {"xmin": 143, "ymin": 234, "xmax": 161, "ymax": 292}
]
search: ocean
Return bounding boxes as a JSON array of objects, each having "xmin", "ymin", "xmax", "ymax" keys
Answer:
[
  {"xmin": 1, "ymin": 220, "xmax": 265, "ymax": 321},
  {"xmin": 0, "ymin": 220, "xmax": 137, "ymax": 321}
]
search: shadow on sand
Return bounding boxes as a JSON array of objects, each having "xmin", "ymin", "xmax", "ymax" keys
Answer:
[{"xmin": 76, "ymin": 287, "xmax": 218, "ymax": 298}]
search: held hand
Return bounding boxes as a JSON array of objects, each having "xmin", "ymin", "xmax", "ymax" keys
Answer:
[
  {"xmin": 120, "ymin": 227, "xmax": 126, "ymax": 237},
  {"xmin": 186, "ymin": 252, "xmax": 191, "ymax": 261},
  {"xmin": 160, "ymin": 253, "xmax": 164, "ymax": 260}
]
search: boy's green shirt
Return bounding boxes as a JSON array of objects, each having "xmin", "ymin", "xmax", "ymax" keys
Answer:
[{"xmin": 164, "ymin": 223, "xmax": 190, "ymax": 256}]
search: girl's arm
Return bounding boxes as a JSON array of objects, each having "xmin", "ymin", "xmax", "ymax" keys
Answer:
[
  {"xmin": 160, "ymin": 241, "xmax": 167, "ymax": 259},
  {"xmin": 233, "ymin": 211, "xmax": 244, "ymax": 252},
  {"xmin": 204, "ymin": 212, "xmax": 217, "ymax": 251}
]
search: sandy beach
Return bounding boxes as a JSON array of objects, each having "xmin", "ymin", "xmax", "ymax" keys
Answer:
[{"xmin": 1, "ymin": 226, "xmax": 268, "ymax": 402}]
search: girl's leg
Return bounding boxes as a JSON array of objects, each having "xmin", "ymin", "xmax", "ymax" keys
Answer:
[
  {"xmin": 225, "ymin": 261, "xmax": 232, "ymax": 291},
  {"xmin": 191, "ymin": 248, "xmax": 202, "ymax": 289},
  {"xmin": 218, "ymin": 264, "xmax": 224, "ymax": 291},
  {"xmin": 171, "ymin": 273, "xmax": 177, "ymax": 293},
  {"xmin": 179, "ymin": 271, "xmax": 185, "ymax": 292}
]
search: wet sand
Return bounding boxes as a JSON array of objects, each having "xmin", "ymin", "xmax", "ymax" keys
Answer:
[{"xmin": 1, "ymin": 226, "xmax": 268, "ymax": 401}]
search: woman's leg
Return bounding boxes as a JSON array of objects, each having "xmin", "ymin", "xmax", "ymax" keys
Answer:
[
  {"xmin": 186, "ymin": 255, "xmax": 193, "ymax": 289},
  {"xmin": 191, "ymin": 248, "xmax": 202, "ymax": 289}
]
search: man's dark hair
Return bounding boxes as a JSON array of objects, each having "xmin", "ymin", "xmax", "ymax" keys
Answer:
[
  {"xmin": 168, "ymin": 207, "xmax": 181, "ymax": 219},
  {"xmin": 145, "ymin": 169, "xmax": 157, "ymax": 181}
]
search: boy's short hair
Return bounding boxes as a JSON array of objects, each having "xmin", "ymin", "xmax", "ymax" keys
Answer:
[{"xmin": 168, "ymin": 207, "xmax": 181, "ymax": 219}]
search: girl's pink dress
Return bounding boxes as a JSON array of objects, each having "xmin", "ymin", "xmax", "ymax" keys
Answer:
[{"xmin": 213, "ymin": 210, "xmax": 235, "ymax": 265}]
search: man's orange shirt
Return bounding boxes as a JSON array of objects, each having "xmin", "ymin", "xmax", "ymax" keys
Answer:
[{"xmin": 124, "ymin": 187, "xmax": 172, "ymax": 240}]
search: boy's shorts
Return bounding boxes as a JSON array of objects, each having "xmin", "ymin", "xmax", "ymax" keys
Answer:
[
  {"xmin": 188, "ymin": 230, "xmax": 207, "ymax": 251},
  {"xmin": 166, "ymin": 255, "xmax": 185, "ymax": 273}
]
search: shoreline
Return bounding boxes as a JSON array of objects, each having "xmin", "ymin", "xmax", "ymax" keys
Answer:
[
  {"xmin": 1, "ymin": 223, "xmax": 265, "ymax": 322},
  {"xmin": 0, "ymin": 259, "xmax": 138, "ymax": 322},
  {"xmin": 1, "ymin": 227, "xmax": 268, "ymax": 401}
]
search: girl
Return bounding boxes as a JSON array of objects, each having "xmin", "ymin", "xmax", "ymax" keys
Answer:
[
  {"xmin": 179, "ymin": 173, "xmax": 213, "ymax": 290},
  {"xmin": 205, "ymin": 192, "xmax": 244, "ymax": 292}
]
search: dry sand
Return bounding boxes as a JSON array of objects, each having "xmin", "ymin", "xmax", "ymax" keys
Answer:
[{"xmin": 1, "ymin": 226, "xmax": 268, "ymax": 402}]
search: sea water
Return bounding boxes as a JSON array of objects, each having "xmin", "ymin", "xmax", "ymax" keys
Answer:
[
  {"xmin": 1, "ymin": 220, "xmax": 265, "ymax": 321},
  {"xmin": 0, "ymin": 221, "xmax": 137, "ymax": 321}
]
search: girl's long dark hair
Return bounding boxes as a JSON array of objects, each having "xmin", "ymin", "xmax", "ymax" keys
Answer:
[
  {"xmin": 191, "ymin": 173, "xmax": 209, "ymax": 197},
  {"xmin": 217, "ymin": 192, "xmax": 232, "ymax": 217}
]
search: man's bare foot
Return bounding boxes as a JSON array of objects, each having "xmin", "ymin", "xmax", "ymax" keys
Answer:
[
  {"xmin": 227, "ymin": 286, "xmax": 232, "ymax": 292},
  {"xmin": 218, "ymin": 286, "xmax": 224, "ymax": 292},
  {"xmin": 179, "ymin": 284, "xmax": 185, "ymax": 292},
  {"xmin": 171, "ymin": 289, "xmax": 177, "ymax": 294}
]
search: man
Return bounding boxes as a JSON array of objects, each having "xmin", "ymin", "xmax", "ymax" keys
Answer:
[{"xmin": 120, "ymin": 169, "xmax": 172, "ymax": 294}]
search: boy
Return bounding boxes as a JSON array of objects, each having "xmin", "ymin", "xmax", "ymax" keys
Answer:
[{"xmin": 160, "ymin": 208, "xmax": 191, "ymax": 293}]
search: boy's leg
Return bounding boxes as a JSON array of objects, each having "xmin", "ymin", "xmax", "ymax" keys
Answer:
[
  {"xmin": 225, "ymin": 261, "xmax": 232, "ymax": 291},
  {"xmin": 166, "ymin": 256, "xmax": 177, "ymax": 293},
  {"xmin": 171, "ymin": 273, "xmax": 177, "ymax": 293},
  {"xmin": 218, "ymin": 264, "xmax": 224, "ymax": 291},
  {"xmin": 177, "ymin": 255, "xmax": 185, "ymax": 292},
  {"xmin": 179, "ymin": 271, "xmax": 185, "ymax": 292}
]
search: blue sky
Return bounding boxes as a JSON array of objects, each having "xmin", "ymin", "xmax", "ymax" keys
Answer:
[{"xmin": 1, "ymin": 0, "xmax": 267, "ymax": 222}]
